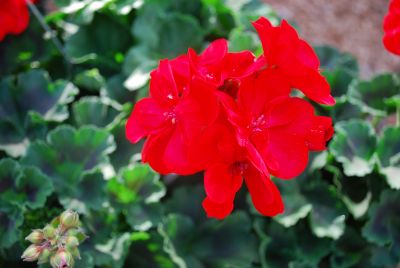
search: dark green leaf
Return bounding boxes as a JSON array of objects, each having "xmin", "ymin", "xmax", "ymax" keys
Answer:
[{"xmin": 329, "ymin": 120, "xmax": 377, "ymax": 177}]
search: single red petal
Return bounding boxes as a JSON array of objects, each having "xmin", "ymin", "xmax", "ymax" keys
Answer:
[
  {"xmin": 306, "ymin": 116, "xmax": 334, "ymax": 151},
  {"xmin": 149, "ymin": 59, "xmax": 179, "ymax": 105},
  {"xmin": 202, "ymin": 197, "xmax": 234, "ymax": 220},
  {"xmin": 204, "ymin": 163, "xmax": 243, "ymax": 204},
  {"xmin": 142, "ymin": 126, "xmax": 200, "ymax": 175},
  {"xmin": 244, "ymin": 165, "xmax": 284, "ymax": 216},
  {"xmin": 262, "ymin": 128, "xmax": 309, "ymax": 179},
  {"xmin": 221, "ymin": 50, "xmax": 257, "ymax": 80},
  {"xmin": 199, "ymin": 39, "xmax": 228, "ymax": 65},
  {"xmin": 238, "ymin": 70, "xmax": 291, "ymax": 118},
  {"xmin": 289, "ymin": 68, "xmax": 336, "ymax": 105}
]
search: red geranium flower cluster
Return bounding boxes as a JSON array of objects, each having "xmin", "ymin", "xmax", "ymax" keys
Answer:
[
  {"xmin": 0, "ymin": 0, "xmax": 37, "ymax": 41},
  {"xmin": 383, "ymin": 0, "xmax": 400, "ymax": 55},
  {"xmin": 126, "ymin": 17, "xmax": 335, "ymax": 219}
]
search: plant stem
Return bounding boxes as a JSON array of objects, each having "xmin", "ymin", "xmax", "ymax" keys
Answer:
[
  {"xmin": 397, "ymin": 104, "xmax": 400, "ymax": 127},
  {"xmin": 26, "ymin": 0, "xmax": 72, "ymax": 74}
]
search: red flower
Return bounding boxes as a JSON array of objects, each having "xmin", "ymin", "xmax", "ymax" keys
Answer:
[
  {"xmin": 201, "ymin": 123, "xmax": 283, "ymax": 219},
  {"xmin": 0, "ymin": 0, "xmax": 36, "ymax": 41},
  {"xmin": 126, "ymin": 17, "xmax": 335, "ymax": 220},
  {"xmin": 188, "ymin": 39, "xmax": 262, "ymax": 98},
  {"xmin": 126, "ymin": 58, "xmax": 219, "ymax": 175},
  {"xmin": 383, "ymin": 0, "xmax": 400, "ymax": 55},
  {"xmin": 252, "ymin": 18, "xmax": 335, "ymax": 105}
]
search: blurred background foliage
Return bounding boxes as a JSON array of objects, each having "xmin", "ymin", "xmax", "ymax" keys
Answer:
[{"xmin": 0, "ymin": 0, "xmax": 399, "ymax": 267}]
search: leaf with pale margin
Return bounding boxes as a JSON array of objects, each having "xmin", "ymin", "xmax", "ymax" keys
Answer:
[
  {"xmin": 329, "ymin": 120, "xmax": 377, "ymax": 177},
  {"xmin": 0, "ymin": 158, "xmax": 53, "ymax": 209},
  {"xmin": 22, "ymin": 125, "xmax": 115, "ymax": 198},
  {"xmin": 376, "ymin": 126, "xmax": 400, "ymax": 189},
  {"xmin": 107, "ymin": 164, "xmax": 166, "ymax": 231},
  {"xmin": 72, "ymin": 96, "xmax": 123, "ymax": 129},
  {"xmin": 348, "ymin": 74, "xmax": 400, "ymax": 116},
  {"xmin": 159, "ymin": 212, "xmax": 257, "ymax": 268},
  {"xmin": 0, "ymin": 70, "xmax": 78, "ymax": 157}
]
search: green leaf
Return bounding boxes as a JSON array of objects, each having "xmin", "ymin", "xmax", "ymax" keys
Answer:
[
  {"xmin": 0, "ymin": 70, "xmax": 79, "ymax": 156},
  {"xmin": 101, "ymin": 74, "xmax": 137, "ymax": 104},
  {"xmin": 107, "ymin": 164, "xmax": 166, "ymax": 231},
  {"xmin": 274, "ymin": 179, "xmax": 312, "ymax": 228},
  {"xmin": 255, "ymin": 219, "xmax": 332, "ymax": 268},
  {"xmin": 0, "ymin": 159, "xmax": 53, "ymax": 209},
  {"xmin": 328, "ymin": 98, "xmax": 363, "ymax": 122},
  {"xmin": 16, "ymin": 166, "xmax": 54, "ymax": 209},
  {"xmin": 72, "ymin": 96, "xmax": 123, "ymax": 128},
  {"xmin": 159, "ymin": 212, "xmax": 258, "ymax": 268},
  {"xmin": 22, "ymin": 125, "xmax": 115, "ymax": 197},
  {"xmin": 314, "ymin": 46, "xmax": 358, "ymax": 98},
  {"xmin": 0, "ymin": 202, "xmax": 24, "ymax": 249},
  {"xmin": 59, "ymin": 171, "xmax": 107, "ymax": 213},
  {"xmin": 74, "ymin": 68, "xmax": 105, "ymax": 92},
  {"xmin": 376, "ymin": 126, "xmax": 400, "ymax": 189},
  {"xmin": 133, "ymin": 7, "xmax": 204, "ymax": 57},
  {"xmin": 330, "ymin": 227, "xmax": 370, "ymax": 268},
  {"xmin": 124, "ymin": 230, "xmax": 176, "ymax": 268},
  {"xmin": 329, "ymin": 120, "xmax": 377, "ymax": 177},
  {"xmin": 65, "ymin": 13, "xmax": 132, "ymax": 66},
  {"xmin": 348, "ymin": 74, "xmax": 400, "ymax": 116},
  {"xmin": 362, "ymin": 190, "xmax": 400, "ymax": 247}
]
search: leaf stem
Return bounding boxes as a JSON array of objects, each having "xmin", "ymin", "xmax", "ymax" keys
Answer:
[
  {"xmin": 397, "ymin": 104, "xmax": 400, "ymax": 127},
  {"xmin": 26, "ymin": 0, "xmax": 72, "ymax": 75}
]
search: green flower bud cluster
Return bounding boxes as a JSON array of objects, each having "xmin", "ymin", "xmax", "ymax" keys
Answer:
[{"xmin": 21, "ymin": 210, "xmax": 87, "ymax": 268}]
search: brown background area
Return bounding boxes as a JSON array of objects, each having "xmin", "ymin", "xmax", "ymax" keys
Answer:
[{"xmin": 266, "ymin": 0, "xmax": 400, "ymax": 78}]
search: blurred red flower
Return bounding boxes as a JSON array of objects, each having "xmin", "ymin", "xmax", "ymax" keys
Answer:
[
  {"xmin": 383, "ymin": 0, "xmax": 400, "ymax": 55},
  {"xmin": 0, "ymin": 0, "xmax": 37, "ymax": 41}
]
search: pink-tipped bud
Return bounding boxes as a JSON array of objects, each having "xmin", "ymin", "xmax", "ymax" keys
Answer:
[
  {"xmin": 25, "ymin": 229, "xmax": 44, "ymax": 244},
  {"xmin": 60, "ymin": 210, "xmax": 80, "ymax": 229},
  {"xmin": 21, "ymin": 244, "xmax": 42, "ymax": 262},
  {"xmin": 50, "ymin": 249, "xmax": 74, "ymax": 268}
]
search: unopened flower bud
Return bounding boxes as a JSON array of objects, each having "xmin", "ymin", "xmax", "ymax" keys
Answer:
[
  {"xmin": 60, "ymin": 210, "xmax": 80, "ymax": 229},
  {"xmin": 65, "ymin": 236, "xmax": 79, "ymax": 249},
  {"xmin": 38, "ymin": 248, "xmax": 51, "ymax": 264},
  {"xmin": 25, "ymin": 229, "xmax": 44, "ymax": 244},
  {"xmin": 43, "ymin": 225, "xmax": 57, "ymax": 239},
  {"xmin": 50, "ymin": 249, "xmax": 74, "ymax": 268},
  {"xmin": 21, "ymin": 244, "xmax": 42, "ymax": 262},
  {"xmin": 69, "ymin": 247, "xmax": 81, "ymax": 259}
]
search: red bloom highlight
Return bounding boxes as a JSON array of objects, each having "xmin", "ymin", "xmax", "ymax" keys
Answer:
[
  {"xmin": 126, "ymin": 17, "xmax": 335, "ymax": 219},
  {"xmin": 383, "ymin": 0, "xmax": 400, "ymax": 55},
  {"xmin": 0, "ymin": 0, "xmax": 36, "ymax": 41}
]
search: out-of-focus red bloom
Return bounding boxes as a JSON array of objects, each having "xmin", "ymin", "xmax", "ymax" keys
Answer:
[
  {"xmin": 126, "ymin": 59, "xmax": 219, "ymax": 175},
  {"xmin": 0, "ymin": 0, "xmax": 37, "ymax": 41},
  {"xmin": 383, "ymin": 0, "xmax": 400, "ymax": 55},
  {"xmin": 252, "ymin": 17, "xmax": 335, "ymax": 106}
]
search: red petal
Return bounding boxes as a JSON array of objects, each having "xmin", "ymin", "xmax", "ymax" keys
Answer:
[
  {"xmin": 306, "ymin": 116, "xmax": 334, "ymax": 151},
  {"xmin": 142, "ymin": 127, "xmax": 200, "ymax": 175},
  {"xmin": 204, "ymin": 163, "xmax": 243, "ymax": 204},
  {"xmin": 149, "ymin": 59, "xmax": 179, "ymax": 105},
  {"xmin": 238, "ymin": 70, "xmax": 291, "ymax": 118},
  {"xmin": 202, "ymin": 197, "xmax": 234, "ymax": 220},
  {"xmin": 200, "ymin": 39, "xmax": 228, "ymax": 65},
  {"xmin": 244, "ymin": 165, "xmax": 284, "ymax": 216}
]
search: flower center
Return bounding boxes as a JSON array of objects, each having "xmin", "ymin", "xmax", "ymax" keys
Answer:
[
  {"xmin": 248, "ymin": 114, "xmax": 267, "ymax": 133},
  {"xmin": 163, "ymin": 111, "xmax": 177, "ymax": 124}
]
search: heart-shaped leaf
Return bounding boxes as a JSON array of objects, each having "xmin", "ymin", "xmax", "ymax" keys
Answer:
[{"xmin": 0, "ymin": 202, "xmax": 24, "ymax": 249}]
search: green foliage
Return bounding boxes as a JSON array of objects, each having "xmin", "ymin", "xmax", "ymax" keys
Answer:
[{"xmin": 1, "ymin": 0, "xmax": 400, "ymax": 267}]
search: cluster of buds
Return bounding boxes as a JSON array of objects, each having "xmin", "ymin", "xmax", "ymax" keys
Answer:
[{"xmin": 21, "ymin": 210, "xmax": 87, "ymax": 268}]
